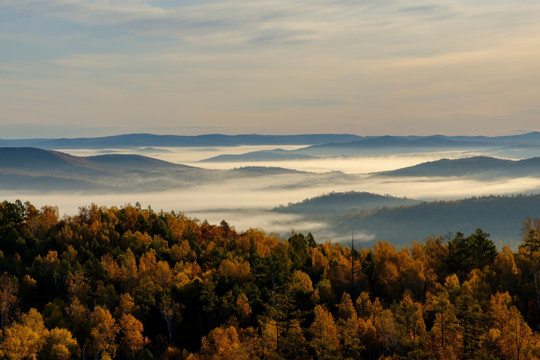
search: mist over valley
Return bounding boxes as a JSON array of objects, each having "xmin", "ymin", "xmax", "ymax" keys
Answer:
[{"xmin": 2, "ymin": 133, "xmax": 540, "ymax": 248}]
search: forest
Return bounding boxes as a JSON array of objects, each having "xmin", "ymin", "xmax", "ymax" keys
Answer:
[{"xmin": 0, "ymin": 200, "xmax": 539, "ymax": 359}]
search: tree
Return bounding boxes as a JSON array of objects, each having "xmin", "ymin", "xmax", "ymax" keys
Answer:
[
  {"xmin": 493, "ymin": 246, "xmax": 520, "ymax": 294},
  {"xmin": 65, "ymin": 297, "xmax": 88, "ymax": 339},
  {"xmin": 468, "ymin": 228, "xmax": 497, "ymax": 270},
  {"xmin": 309, "ymin": 305, "xmax": 340, "ymax": 360},
  {"xmin": 455, "ymin": 283, "xmax": 488, "ymax": 359},
  {"xmin": 40, "ymin": 328, "xmax": 80, "ymax": 360},
  {"xmin": 0, "ymin": 308, "xmax": 47, "ymax": 360},
  {"xmin": 487, "ymin": 292, "xmax": 539, "ymax": 360},
  {"xmin": 115, "ymin": 293, "xmax": 136, "ymax": 317},
  {"xmin": 336, "ymin": 292, "xmax": 356, "ymax": 321},
  {"xmin": 519, "ymin": 218, "xmax": 540, "ymax": 310},
  {"xmin": 119, "ymin": 249, "xmax": 138, "ymax": 292},
  {"xmin": 160, "ymin": 293, "xmax": 182, "ymax": 344},
  {"xmin": 42, "ymin": 250, "xmax": 61, "ymax": 290},
  {"xmin": 339, "ymin": 315, "xmax": 364, "ymax": 360},
  {"xmin": 199, "ymin": 325, "xmax": 262, "ymax": 360},
  {"xmin": 281, "ymin": 319, "xmax": 308, "ymax": 360},
  {"xmin": 0, "ymin": 273, "xmax": 18, "ymax": 330},
  {"xmin": 372, "ymin": 241, "xmax": 402, "ymax": 301},
  {"xmin": 235, "ymin": 293, "xmax": 251, "ymax": 320},
  {"xmin": 119, "ymin": 313, "xmax": 148, "ymax": 360},
  {"xmin": 260, "ymin": 319, "xmax": 280, "ymax": 359},
  {"xmin": 89, "ymin": 306, "xmax": 119, "ymax": 360},
  {"xmin": 66, "ymin": 271, "xmax": 91, "ymax": 305},
  {"xmin": 447, "ymin": 229, "xmax": 497, "ymax": 282},
  {"xmin": 425, "ymin": 289, "xmax": 462, "ymax": 360},
  {"xmin": 376, "ymin": 309, "xmax": 397, "ymax": 356},
  {"xmin": 392, "ymin": 294, "xmax": 425, "ymax": 347}
]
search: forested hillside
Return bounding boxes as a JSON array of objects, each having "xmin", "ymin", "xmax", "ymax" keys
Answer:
[
  {"xmin": 1, "ymin": 200, "xmax": 540, "ymax": 359},
  {"xmin": 276, "ymin": 194, "xmax": 540, "ymax": 248}
]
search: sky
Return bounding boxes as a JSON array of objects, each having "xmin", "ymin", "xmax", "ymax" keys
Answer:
[{"xmin": 1, "ymin": 0, "xmax": 540, "ymax": 138}]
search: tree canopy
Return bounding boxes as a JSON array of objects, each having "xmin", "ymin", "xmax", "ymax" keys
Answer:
[{"xmin": 0, "ymin": 200, "xmax": 539, "ymax": 359}]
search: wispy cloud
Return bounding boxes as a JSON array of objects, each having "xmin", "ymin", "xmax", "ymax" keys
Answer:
[{"xmin": 1, "ymin": 0, "xmax": 540, "ymax": 136}]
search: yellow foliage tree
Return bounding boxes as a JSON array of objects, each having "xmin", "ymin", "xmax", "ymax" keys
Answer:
[
  {"xmin": 0, "ymin": 308, "xmax": 47, "ymax": 360},
  {"xmin": 487, "ymin": 292, "xmax": 540, "ymax": 360},
  {"xmin": 309, "ymin": 305, "xmax": 340, "ymax": 360},
  {"xmin": 40, "ymin": 328, "xmax": 80, "ymax": 360},
  {"xmin": 89, "ymin": 306, "xmax": 119, "ymax": 360},
  {"xmin": 119, "ymin": 313, "xmax": 149, "ymax": 360},
  {"xmin": 200, "ymin": 325, "xmax": 261, "ymax": 360}
]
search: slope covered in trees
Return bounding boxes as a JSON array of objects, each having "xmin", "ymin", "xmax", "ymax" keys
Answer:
[
  {"xmin": 276, "ymin": 194, "xmax": 540, "ymax": 248},
  {"xmin": 1, "ymin": 200, "xmax": 540, "ymax": 359},
  {"xmin": 273, "ymin": 191, "xmax": 420, "ymax": 215}
]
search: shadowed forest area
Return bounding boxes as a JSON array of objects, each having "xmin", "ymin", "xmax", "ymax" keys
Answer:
[{"xmin": 1, "ymin": 200, "xmax": 540, "ymax": 359}]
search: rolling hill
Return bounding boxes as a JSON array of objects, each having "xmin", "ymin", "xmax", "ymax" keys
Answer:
[
  {"xmin": 378, "ymin": 156, "xmax": 540, "ymax": 178},
  {"xmin": 273, "ymin": 191, "xmax": 421, "ymax": 214},
  {"xmin": 0, "ymin": 147, "xmax": 327, "ymax": 192},
  {"xmin": 276, "ymin": 193, "xmax": 540, "ymax": 248},
  {"xmin": 200, "ymin": 149, "xmax": 316, "ymax": 162},
  {"xmin": 0, "ymin": 147, "xmax": 212, "ymax": 191}
]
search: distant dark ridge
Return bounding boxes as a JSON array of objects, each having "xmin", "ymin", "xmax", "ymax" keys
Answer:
[
  {"xmin": 232, "ymin": 166, "xmax": 305, "ymax": 175},
  {"xmin": 0, "ymin": 172, "xmax": 102, "ymax": 191},
  {"xmin": 0, "ymin": 133, "xmax": 362, "ymax": 149},
  {"xmin": 0, "ymin": 147, "xmax": 214, "ymax": 192},
  {"xmin": 379, "ymin": 156, "xmax": 540, "ymax": 177},
  {"xmin": 200, "ymin": 149, "xmax": 316, "ymax": 162},
  {"xmin": 305, "ymin": 135, "xmax": 490, "ymax": 150},
  {"xmin": 273, "ymin": 191, "xmax": 421, "ymax": 214},
  {"xmin": 0, "ymin": 147, "xmax": 183, "ymax": 170},
  {"xmin": 0, "ymin": 147, "xmax": 93, "ymax": 170},
  {"xmin": 2, "ymin": 131, "xmax": 539, "ymax": 152},
  {"xmin": 85, "ymin": 154, "xmax": 188, "ymax": 169}
]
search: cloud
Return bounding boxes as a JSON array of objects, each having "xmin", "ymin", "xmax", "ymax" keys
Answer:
[{"xmin": 2, "ymin": 0, "xmax": 540, "ymax": 136}]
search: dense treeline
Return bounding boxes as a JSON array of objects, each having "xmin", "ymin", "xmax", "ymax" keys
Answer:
[{"xmin": 0, "ymin": 200, "xmax": 539, "ymax": 359}]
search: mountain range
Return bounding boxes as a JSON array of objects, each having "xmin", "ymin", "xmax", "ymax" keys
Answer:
[
  {"xmin": 2, "ymin": 132, "xmax": 540, "ymax": 155},
  {"xmin": 0, "ymin": 133, "xmax": 361, "ymax": 149},
  {"xmin": 200, "ymin": 132, "xmax": 540, "ymax": 161}
]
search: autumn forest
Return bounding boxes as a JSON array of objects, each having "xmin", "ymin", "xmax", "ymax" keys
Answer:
[{"xmin": 1, "ymin": 200, "xmax": 540, "ymax": 360}]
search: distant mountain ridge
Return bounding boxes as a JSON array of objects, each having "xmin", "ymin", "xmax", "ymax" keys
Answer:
[
  {"xmin": 0, "ymin": 147, "xmax": 186, "ymax": 172},
  {"xmin": 0, "ymin": 133, "xmax": 362, "ymax": 149},
  {"xmin": 199, "ymin": 132, "xmax": 540, "ymax": 161},
  {"xmin": 200, "ymin": 149, "xmax": 316, "ymax": 162},
  {"xmin": 2, "ymin": 132, "xmax": 540, "ymax": 153},
  {"xmin": 0, "ymin": 147, "xmax": 211, "ymax": 191},
  {"xmin": 379, "ymin": 156, "xmax": 540, "ymax": 178}
]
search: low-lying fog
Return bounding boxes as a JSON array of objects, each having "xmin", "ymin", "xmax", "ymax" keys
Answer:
[
  {"xmin": 57, "ymin": 146, "xmax": 492, "ymax": 174},
  {"xmin": 3, "ymin": 146, "xmax": 539, "ymax": 242},
  {"xmin": 3, "ymin": 177, "xmax": 540, "ymax": 241}
]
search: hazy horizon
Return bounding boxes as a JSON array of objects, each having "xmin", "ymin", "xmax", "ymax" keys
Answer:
[{"xmin": 2, "ymin": 1, "xmax": 540, "ymax": 138}]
